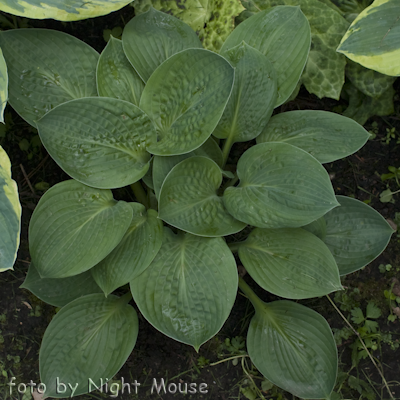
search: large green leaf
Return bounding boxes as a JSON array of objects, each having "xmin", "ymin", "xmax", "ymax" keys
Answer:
[
  {"xmin": 140, "ymin": 48, "xmax": 234, "ymax": 156},
  {"xmin": 122, "ymin": 7, "xmax": 202, "ymax": 83},
  {"xmin": 245, "ymin": 294, "xmax": 337, "ymax": 399},
  {"xmin": 213, "ymin": 42, "xmax": 277, "ymax": 145},
  {"xmin": 0, "ymin": 0, "xmax": 132, "ymax": 21},
  {"xmin": 97, "ymin": 37, "xmax": 144, "ymax": 106},
  {"xmin": 133, "ymin": 0, "xmax": 245, "ymax": 52},
  {"xmin": 130, "ymin": 228, "xmax": 238, "ymax": 351},
  {"xmin": 29, "ymin": 180, "xmax": 133, "ymax": 279},
  {"xmin": 322, "ymin": 196, "xmax": 395, "ymax": 275},
  {"xmin": 91, "ymin": 203, "xmax": 164, "ymax": 296},
  {"xmin": 345, "ymin": 59, "xmax": 397, "ymax": 98},
  {"xmin": 0, "ymin": 29, "xmax": 98, "ymax": 127},
  {"xmin": 0, "ymin": 145, "xmax": 21, "ymax": 272},
  {"xmin": 337, "ymin": 0, "xmax": 400, "ymax": 76},
  {"xmin": 20, "ymin": 263, "xmax": 102, "ymax": 307},
  {"xmin": 223, "ymin": 143, "xmax": 339, "ymax": 228},
  {"xmin": 242, "ymin": 0, "xmax": 349, "ymax": 100},
  {"xmin": 257, "ymin": 110, "xmax": 369, "ymax": 163},
  {"xmin": 159, "ymin": 157, "xmax": 246, "ymax": 236},
  {"xmin": 220, "ymin": 6, "xmax": 310, "ymax": 106},
  {"xmin": 238, "ymin": 228, "xmax": 342, "ymax": 299},
  {"xmin": 0, "ymin": 48, "xmax": 7, "ymax": 123},
  {"xmin": 37, "ymin": 97, "xmax": 156, "ymax": 189},
  {"xmin": 40, "ymin": 294, "xmax": 138, "ymax": 398},
  {"xmin": 152, "ymin": 137, "xmax": 223, "ymax": 199}
]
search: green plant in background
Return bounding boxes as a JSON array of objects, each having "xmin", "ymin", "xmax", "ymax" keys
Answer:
[{"xmin": 0, "ymin": 5, "xmax": 396, "ymax": 400}]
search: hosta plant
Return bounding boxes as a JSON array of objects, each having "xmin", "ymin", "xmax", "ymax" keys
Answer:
[{"xmin": 0, "ymin": 6, "xmax": 395, "ymax": 399}]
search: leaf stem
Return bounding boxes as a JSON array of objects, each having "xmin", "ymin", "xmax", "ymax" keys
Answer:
[
  {"xmin": 209, "ymin": 354, "xmax": 248, "ymax": 366},
  {"xmin": 221, "ymin": 135, "xmax": 235, "ymax": 168},
  {"xmin": 221, "ymin": 173, "xmax": 239, "ymax": 191},
  {"xmin": 117, "ymin": 291, "xmax": 133, "ymax": 305},
  {"xmin": 228, "ymin": 241, "xmax": 245, "ymax": 253},
  {"xmin": 130, "ymin": 181, "xmax": 149, "ymax": 208},
  {"xmin": 326, "ymin": 294, "xmax": 395, "ymax": 400},
  {"xmin": 238, "ymin": 277, "xmax": 264, "ymax": 311}
]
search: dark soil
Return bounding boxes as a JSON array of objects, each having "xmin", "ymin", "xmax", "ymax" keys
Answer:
[{"xmin": 0, "ymin": 5, "xmax": 399, "ymax": 400}]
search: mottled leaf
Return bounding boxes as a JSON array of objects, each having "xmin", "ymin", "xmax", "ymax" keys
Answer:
[
  {"xmin": 0, "ymin": 29, "xmax": 98, "ymax": 127},
  {"xmin": 29, "ymin": 180, "xmax": 133, "ymax": 278},
  {"xmin": 257, "ymin": 110, "xmax": 369, "ymax": 163},
  {"xmin": 37, "ymin": 97, "xmax": 156, "ymax": 189},
  {"xmin": 159, "ymin": 157, "xmax": 246, "ymax": 236},
  {"xmin": 40, "ymin": 294, "xmax": 138, "ymax": 398},
  {"xmin": 0, "ymin": 145, "xmax": 21, "ymax": 272},
  {"xmin": 130, "ymin": 228, "xmax": 238, "ymax": 350},
  {"xmin": 97, "ymin": 37, "xmax": 144, "ymax": 106}
]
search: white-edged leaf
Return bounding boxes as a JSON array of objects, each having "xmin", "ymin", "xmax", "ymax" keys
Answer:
[{"xmin": 0, "ymin": 48, "xmax": 7, "ymax": 123}]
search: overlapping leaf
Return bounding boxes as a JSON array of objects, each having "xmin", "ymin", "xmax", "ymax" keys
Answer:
[
  {"xmin": 152, "ymin": 137, "xmax": 223, "ymax": 199},
  {"xmin": 241, "ymin": 0, "xmax": 348, "ymax": 100},
  {"xmin": 0, "ymin": 29, "xmax": 98, "ymax": 127},
  {"xmin": 223, "ymin": 143, "xmax": 339, "ymax": 228},
  {"xmin": 337, "ymin": 0, "xmax": 400, "ymax": 76},
  {"xmin": 122, "ymin": 7, "xmax": 202, "ymax": 82},
  {"xmin": 159, "ymin": 157, "xmax": 246, "ymax": 236},
  {"xmin": 323, "ymin": 196, "xmax": 395, "ymax": 275},
  {"xmin": 130, "ymin": 228, "xmax": 238, "ymax": 350},
  {"xmin": 133, "ymin": 0, "xmax": 245, "ymax": 52},
  {"xmin": 220, "ymin": 6, "xmax": 310, "ymax": 106},
  {"xmin": 91, "ymin": 203, "xmax": 164, "ymax": 296},
  {"xmin": 257, "ymin": 110, "xmax": 369, "ymax": 163},
  {"xmin": 21, "ymin": 263, "xmax": 102, "ymax": 307},
  {"xmin": 0, "ymin": 0, "xmax": 132, "ymax": 21},
  {"xmin": 37, "ymin": 97, "xmax": 156, "ymax": 189},
  {"xmin": 238, "ymin": 228, "xmax": 342, "ymax": 299},
  {"xmin": 246, "ymin": 297, "xmax": 338, "ymax": 399},
  {"xmin": 0, "ymin": 146, "xmax": 21, "ymax": 272},
  {"xmin": 140, "ymin": 49, "xmax": 234, "ymax": 155},
  {"xmin": 97, "ymin": 37, "xmax": 144, "ymax": 106},
  {"xmin": 213, "ymin": 42, "xmax": 277, "ymax": 145},
  {"xmin": 0, "ymin": 48, "xmax": 7, "ymax": 123},
  {"xmin": 40, "ymin": 294, "xmax": 138, "ymax": 398},
  {"xmin": 29, "ymin": 180, "xmax": 133, "ymax": 278}
]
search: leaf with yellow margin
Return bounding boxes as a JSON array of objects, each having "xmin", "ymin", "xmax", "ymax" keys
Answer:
[
  {"xmin": 337, "ymin": 0, "xmax": 400, "ymax": 76},
  {"xmin": 0, "ymin": 146, "xmax": 21, "ymax": 272},
  {"xmin": 0, "ymin": 0, "xmax": 132, "ymax": 21}
]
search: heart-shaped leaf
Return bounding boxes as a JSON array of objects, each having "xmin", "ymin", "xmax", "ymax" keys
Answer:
[
  {"xmin": 323, "ymin": 196, "xmax": 395, "ymax": 275},
  {"xmin": 122, "ymin": 7, "xmax": 202, "ymax": 82},
  {"xmin": 223, "ymin": 142, "xmax": 339, "ymax": 228},
  {"xmin": 0, "ymin": 48, "xmax": 7, "ymax": 123},
  {"xmin": 0, "ymin": 29, "xmax": 98, "ymax": 127},
  {"xmin": 130, "ymin": 228, "xmax": 238, "ymax": 351},
  {"xmin": 159, "ymin": 156, "xmax": 246, "ymax": 237},
  {"xmin": 337, "ymin": 0, "xmax": 400, "ymax": 76},
  {"xmin": 91, "ymin": 203, "xmax": 164, "ymax": 296},
  {"xmin": 0, "ymin": 146, "xmax": 21, "ymax": 272},
  {"xmin": 238, "ymin": 228, "xmax": 342, "ymax": 299},
  {"xmin": 29, "ymin": 180, "xmax": 133, "ymax": 278},
  {"xmin": 20, "ymin": 263, "xmax": 102, "ymax": 307},
  {"xmin": 220, "ymin": 6, "xmax": 310, "ymax": 106},
  {"xmin": 244, "ymin": 292, "xmax": 337, "ymax": 399},
  {"xmin": 0, "ymin": 0, "xmax": 133, "ymax": 21},
  {"xmin": 37, "ymin": 97, "xmax": 156, "ymax": 189},
  {"xmin": 97, "ymin": 36, "xmax": 144, "ymax": 106},
  {"xmin": 257, "ymin": 110, "xmax": 369, "ymax": 163},
  {"xmin": 152, "ymin": 137, "xmax": 223, "ymax": 199},
  {"xmin": 213, "ymin": 42, "xmax": 277, "ymax": 148},
  {"xmin": 140, "ymin": 48, "xmax": 234, "ymax": 156},
  {"xmin": 40, "ymin": 293, "xmax": 138, "ymax": 398}
]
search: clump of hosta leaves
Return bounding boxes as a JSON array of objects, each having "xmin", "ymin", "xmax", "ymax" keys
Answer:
[{"xmin": 0, "ymin": 6, "xmax": 395, "ymax": 400}]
